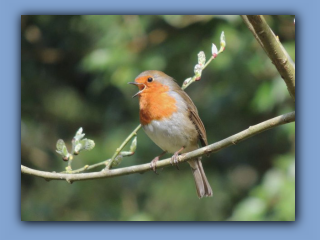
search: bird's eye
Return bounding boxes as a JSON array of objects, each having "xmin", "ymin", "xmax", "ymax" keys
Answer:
[{"xmin": 147, "ymin": 77, "xmax": 153, "ymax": 82}]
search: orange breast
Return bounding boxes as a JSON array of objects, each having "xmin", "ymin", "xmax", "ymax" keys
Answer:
[{"xmin": 139, "ymin": 87, "xmax": 177, "ymax": 125}]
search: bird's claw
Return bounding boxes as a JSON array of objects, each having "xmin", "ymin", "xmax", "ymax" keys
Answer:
[
  {"xmin": 150, "ymin": 158, "xmax": 159, "ymax": 175},
  {"xmin": 170, "ymin": 154, "xmax": 180, "ymax": 170}
]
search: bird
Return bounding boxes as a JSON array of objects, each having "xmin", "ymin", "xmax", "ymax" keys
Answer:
[{"xmin": 129, "ymin": 70, "xmax": 212, "ymax": 198}]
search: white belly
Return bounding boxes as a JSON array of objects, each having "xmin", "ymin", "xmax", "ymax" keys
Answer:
[{"xmin": 142, "ymin": 111, "xmax": 199, "ymax": 154}]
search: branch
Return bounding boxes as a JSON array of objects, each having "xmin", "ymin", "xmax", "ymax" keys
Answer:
[
  {"xmin": 242, "ymin": 15, "xmax": 295, "ymax": 101},
  {"xmin": 21, "ymin": 111, "xmax": 295, "ymax": 183}
]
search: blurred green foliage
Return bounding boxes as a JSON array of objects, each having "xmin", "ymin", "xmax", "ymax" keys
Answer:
[{"xmin": 21, "ymin": 15, "xmax": 295, "ymax": 221}]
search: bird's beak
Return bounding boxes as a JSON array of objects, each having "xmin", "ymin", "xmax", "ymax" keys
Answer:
[{"xmin": 128, "ymin": 82, "xmax": 146, "ymax": 98}]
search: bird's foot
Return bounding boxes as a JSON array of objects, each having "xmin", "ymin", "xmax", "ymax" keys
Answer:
[
  {"xmin": 149, "ymin": 151, "xmax": 167, "ymax": 175},
  {"xmin": 170, "ymin": 147, "xmax": 185, "ymax": 170},
  {"xmin": 170, "ymin": 152, "xmax": 180, "ymax": 170},
  {"xmin": 150, "ymin": 156, "xmax": 160, "ymax": 175}
]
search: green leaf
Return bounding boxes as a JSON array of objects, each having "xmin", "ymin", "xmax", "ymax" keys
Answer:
[
  {"xmin": 112, "ymin": 154, "xmax": 123, "ymax": 167},
  {"xmin": 129, "ymin": 136, "xmax": 137, "ymax": 153},
  {"xmin": 120, "ymin": 151, "xmax": 133, "ymax": 157},
  {"xmin": 56, "ymin": 139, "xmax": 66, "ymax": 152},
  {"xmin": 197, "ymin": 51, "xmax": 206, "ymax": 66},
  {"xmin": 81, "ymin": 139, "xmax": 95, "ymax": 151},
  {"xmin": 56, "ymin": 139, "xmax": 71, "ymax": 160},
  {"xmin": 74, "ymin": 127, "xmax": 85, "ymax": 141}
]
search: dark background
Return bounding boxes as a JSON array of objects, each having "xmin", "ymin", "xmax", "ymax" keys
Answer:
[{"xmin": 21, "ymin": 15, "xmax": 295, "ymax": 221}]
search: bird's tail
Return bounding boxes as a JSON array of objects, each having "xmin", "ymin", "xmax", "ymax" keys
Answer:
[{"xmin": 188, "ymin": 158, "xmax": 213, "ymax": 198}]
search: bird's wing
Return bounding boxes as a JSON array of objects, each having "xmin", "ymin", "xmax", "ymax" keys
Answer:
[{"xmin": 174, "ymin": 89, "xmax": 208, "ymax": 147}]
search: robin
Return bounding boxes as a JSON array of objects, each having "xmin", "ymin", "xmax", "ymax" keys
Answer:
[{"xmin": 129, "ymin": 70, "xmax": 212, "ymax": 198}]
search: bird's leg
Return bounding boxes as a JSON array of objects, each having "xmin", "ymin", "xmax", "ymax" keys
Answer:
[
  {"xmin": 171, "ymin": 147, "xmax": 185, "ymax": 170},
  {"xmin": 150, "ymin": 151, "xmax": 167, "ymax": 174}
]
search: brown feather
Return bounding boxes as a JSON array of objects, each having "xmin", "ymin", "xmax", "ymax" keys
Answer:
[{"xmin": 174, "ymin": 89, "xmax": 208, "ymax": 147}]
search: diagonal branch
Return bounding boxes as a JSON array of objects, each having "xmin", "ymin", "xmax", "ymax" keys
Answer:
[
  {"xmin": 21, "ymin": 111, "xmax": 295, "ymax": 183},
  {"xmin": 242, "ymin": 15, "xmax": 295, "ymax": 102}
]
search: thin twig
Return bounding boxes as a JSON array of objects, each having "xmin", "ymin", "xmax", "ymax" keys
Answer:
[
  {"xmin": 61, "ymin": 159, "xmax": 111, "ymax": 173},
  {"xmin": 182, "ymin": 56, "xmax": 215, "ymax": 90},
  {"xmin": 106, "ymin": 124, "xmax": 141, "ymax": 169},
  {"xmin": 21, "ymin": 111, "xmax": 295, "ymax": 182}
]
